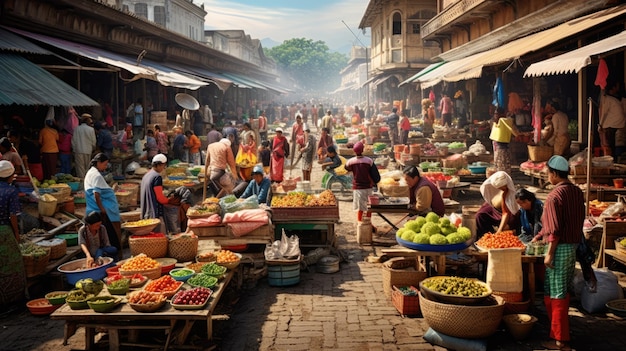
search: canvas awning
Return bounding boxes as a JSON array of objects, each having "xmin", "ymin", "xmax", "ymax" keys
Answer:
[
  {"xmin": 418, "ymin": 5, "xmax": 626, "ymax": 86},
  {"xmin": 398, "ymin": 61, "xmax": 446, "ymax": 86},
  {"xmin": 6, "ymin": 27, "xmax": 208, "ymax": 90},
  {"xmin": 524, "ymin": 30, "xmax": 626, "ymax": 77},
  {"xmin": 0, "ymin": 53, "xmax": 99, "ymax": 106}
]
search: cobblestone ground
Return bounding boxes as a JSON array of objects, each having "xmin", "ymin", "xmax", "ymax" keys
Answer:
[{"xmin": 2, "ymin": 165, "xmax": 626, "ymax": 350}]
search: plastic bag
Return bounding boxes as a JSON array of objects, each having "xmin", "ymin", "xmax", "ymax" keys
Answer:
[
  {"xmin": 264, "ymin": 232, "xmax": 301, "ymax": 260},
  {"xmin": 221, "ymin": 195, "xmax": 260, "ymax": 214},
  {"xmin": 581, "ymin": 268, "xmax": 623, "ymax": 313}
]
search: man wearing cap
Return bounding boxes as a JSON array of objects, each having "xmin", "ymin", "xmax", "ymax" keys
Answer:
[
  {"xmin": 345, "ymin": 142, "xmax": 381, "ymax": 224},
  {"xmin": 270, "ymin": 128, "xmax": 289, "ymax": 183},
  {"xmin": 205, "ymin": 138, "xmax": 239, "ymax": 196},
  {"xmin": 72, "ymin": 114, "xmax": 97, "ymax": 178},
  {"xmin": 140, "ymin": 154, "xmax": 169, "ymax": 234},
  {"xmin": 240, "ymin": 165, "xmax": 271, "ymax": 204},
  {"xmin": 299, "ymin": 124, "xmax": 316, "ymax": 181},
  {"xmin": 532, "ymin": 155, "xmax": 584, "ymax": 351},
  {"xmin": 475, "ymin": 171, "xmax": 520, "ymax": 238}
]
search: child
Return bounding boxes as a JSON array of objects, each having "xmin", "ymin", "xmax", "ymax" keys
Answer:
[
  {"xmin": 78, "ymin": 211, "xmax": 117, "ymax": 267},
  {"xmin": 320, "ymin": 145, "xmax": 342, "ymax": 175},
  {"xmin": 258, "ymin": 140, "xmax": 271, "ymax": 174}
]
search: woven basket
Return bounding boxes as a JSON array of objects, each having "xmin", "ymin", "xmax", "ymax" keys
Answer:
[
  {"xmin": 420, "ymin": 293, "xmax": 504, "ymax": 339},
  {"xmin": 379, "ymin": 184, "xmax": 410, "ymax": 198},
  {"xmin": 615, "ymin": 238, "xmax": 626, "ymax": 255},
  {"xmin": 36, "ymin": 239, "xmax": 67, "ymax": 260},
  {"xmin": 115, "ymin": 190, "xmax": 134, "ymax": 207},
  {"xmin": 23, "ymin": 249, "xmax": 51, "ymax": 278},
  {"xmin": 119, "ymin": 266, "xmax": 161, "ymax": 280},
  {"xmin": 381, "ymin": 257, "xmax": 428, "ymax": 299},
  {"xmin": 527, "ymin": 145, "xmax": 553, "ymax": 162},
  {"xmin": 168, "ymin": 235, "xmax": 199, "ymax": 262},
  {"xmin": 129, "ymin": 235, "xmax": 168, "ymax": 258},
  {"xmin": 38, "ymin": 198, "xmax": 58, "ymax": 216}
]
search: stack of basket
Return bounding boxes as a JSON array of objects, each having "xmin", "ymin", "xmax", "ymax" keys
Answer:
[{"xmin": 118, "ymin": 183, "xmax": 139, "ymax": 206}]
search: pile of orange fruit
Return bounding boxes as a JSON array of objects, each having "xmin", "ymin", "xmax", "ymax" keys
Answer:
[
  {"xmin": 475, "ymin": 231, "xmax": 525, "ymax": 250},
  {"xmin": 120, "ymin": 254, "xmax": 160, "ymax": 270},
  {"xmin": 216, "ymin": 250, "xmax": 239, "ymax": 264}
]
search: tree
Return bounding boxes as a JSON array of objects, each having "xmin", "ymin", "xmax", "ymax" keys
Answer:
[{"xmin": 265, "ymin": 38, "xmax": 348, "ymax": 93}]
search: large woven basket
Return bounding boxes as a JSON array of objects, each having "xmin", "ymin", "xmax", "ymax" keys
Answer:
[
  {"xmin": 119, "ymin": 266, "xmax": 161, "ymax": 280},
  {"xmin": 23, "ymin": 248, "xmax": 51, "ymax": 278},
  {"xmin": 381, "ymin": 257, "xmax": 428, "ymax": 298},
  {"xmin": 36, "ymin": 238, "xmax": 67, "ymax": 260},
  {"xmin": 420, "ymin": 293, "xmax": 504, "ymax": 339},
  {"xmin": 129, "ymin": 235, "xmax": 168, "ymax": 258},
  {"xmin": 527, "ymin": 145, "xmax": 553, "ymax": 162},
  {"xmin": 168, "ymin": 235, "xmax": 199, "ymax": 262}
]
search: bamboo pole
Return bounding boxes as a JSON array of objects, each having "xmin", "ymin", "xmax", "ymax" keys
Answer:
[{"xmin": 586, "ymin": 97, "xmax": 593, "ymax": 216}]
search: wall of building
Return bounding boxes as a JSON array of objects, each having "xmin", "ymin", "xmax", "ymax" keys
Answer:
[{"xmin": 121, "ymin": 0, "xmax": 206, "ymax": 41}]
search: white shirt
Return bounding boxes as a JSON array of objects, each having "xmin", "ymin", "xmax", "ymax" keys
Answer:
[
  {"xmin": 72, "ymin": 123, "xmax": 97, "ymax": 154},
  {"xmin": 600, "ymin": 94, "xmax": 625, "ymax": 129}
]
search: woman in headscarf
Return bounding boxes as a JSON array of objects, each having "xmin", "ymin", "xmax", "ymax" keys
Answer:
[
  {"xmin": 83, "ymin": 153, "xmax": 122, "ymax": 257},
  {"xmin": 0, "ymin": 161, "xmax": 26, "ymax": 312},
  {"xmin": 475, "ymin": 171, "xmax": 520, "ymax": 239},
  {"xmin": 140, "ymin": 154, "xmax": 169, "ymax": 234}
]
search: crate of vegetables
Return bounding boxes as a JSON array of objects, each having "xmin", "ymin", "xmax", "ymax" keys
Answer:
[{"xmin": 392, "ymin": 286, "xmax": 420, "ymax": 316}]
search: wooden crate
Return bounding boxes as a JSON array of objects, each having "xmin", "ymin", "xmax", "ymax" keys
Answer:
[
  {"xmin": 272, "ymin": 206, "xmax": 339, "ymax": 222},
  {"xmin": 190, "ymin": 225, "xmax": 227, "ymax": 237}
]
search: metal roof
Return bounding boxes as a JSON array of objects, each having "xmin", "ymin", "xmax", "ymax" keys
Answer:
[
  {"xmin": 0, "ymin": 53, "xmax": 99, "ymax": 106},
  {"xmin": 0, "ymin": 28, "xmax": 51, "ymax": 54}
]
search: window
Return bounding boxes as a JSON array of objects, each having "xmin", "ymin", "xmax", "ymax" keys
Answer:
[
  {"xmin": 134, "ymin": 3, "xmax": 147, "ymax": 19},
  {"xmin": 412, "ymin": 24, "xmax": 420, "ymax": 34},
  {"xmin": 392, "ymin": 12, "xmax": 402, "ymax": 35},
  {"xmin": 154, "ymin": 6, "xmax": 165, "ymax": 26}
]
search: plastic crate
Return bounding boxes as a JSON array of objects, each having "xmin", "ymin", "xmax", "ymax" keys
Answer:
[{"xmin": 391, "ymin": 285, "xmax": 420, "ymax": 315}]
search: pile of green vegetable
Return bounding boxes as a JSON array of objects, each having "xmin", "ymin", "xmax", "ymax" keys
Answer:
[
  {"xmin": 396, "ymin": 212, "xmax": 471, "ymax": 245},
  {"xmin": 421, "ymin": 277, "xmax": 488, "ymax": 297},
  {"xmin": 19, "ymin": 242, "xmax": 49, "ymax": 258}
]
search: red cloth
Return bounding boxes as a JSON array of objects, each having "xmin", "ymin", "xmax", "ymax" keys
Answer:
[{"xmin": 594, "ymin": 58, "xmax": 609, "ymax": 89}]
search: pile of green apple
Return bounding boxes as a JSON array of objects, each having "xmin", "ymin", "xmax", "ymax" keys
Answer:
[{"xmin": 396, "ymin": 212, "xmax": 471, "ymax": 245}]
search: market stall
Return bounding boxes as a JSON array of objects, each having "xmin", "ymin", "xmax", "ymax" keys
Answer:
[
  {"xmin": 51, "ymin": 269, "xmax": 234, "ymax": 351},
  {"xmin": 270, "ymin": 190, "xmax": 339, "ymax": 249}
]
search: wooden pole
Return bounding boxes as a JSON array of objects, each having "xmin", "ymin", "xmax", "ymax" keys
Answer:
[{"xmin": 586, "ymin": 97, "xmax": 593, "ymax": 216}]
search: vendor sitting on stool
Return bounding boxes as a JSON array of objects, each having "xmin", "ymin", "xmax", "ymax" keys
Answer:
[
  {"xmin": 403, "ymin": 166, "xmax": 445, "ymax": 216},
  {"xmin": 319, "ymin": 146, "xmax": 342, "ymax": 174},
  {"xmin": 79, "ymin": 211, "xmax": 117, "ymax": 268},
  {"xmin": 476, "ymin": 171, "xmax": 520, "ymax": 239},
  {"xmin": 240, "ymin": 165, "xmax": 271, "ymax": 204}
]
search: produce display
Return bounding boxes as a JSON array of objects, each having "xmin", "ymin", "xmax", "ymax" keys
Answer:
[
  {"xmin": 172, "ymin": 287, "xmax": 213, "ymax": 306},
  {"xmin": 107, "ymin": 273, "xmax": 146, "ymax": 287},
  {"xmin": 144, "ymin": 275, "xmax": 183, "ymax": 295},
  {"xmin": 128, "ymin": 291, "xmax": 166, "ymax": 305},
  {"xmin": 421, "ymin": 142, "xmax": 438, "ymax": 156},
  {"xmin": 448, "ymin": 142, "xmax": 466, "ymax": 149},
  {"xmin": 396, "ymin": 212, "xmax": 472, "ymax": 245},
  {"xmin": 196, "ymin": 252, "xmax": 216, "ymax": 262},
  {"xmin": 475, "ymin": 231, "xmax": 526, "ymax": 250},
  {"xmin": 397, "ymin": 286, "xmax": 419, "ymax": 296},
  {"xmin": 128, "ymin": 291, "xmax": 165, "ymax": 305},
  {"xmin": 216, "ymin": 250, "xmax": 239, "ymax": 265},
  {"xmin": 75, "ymin": 278, "xmax": 104, "ymax": 294},
  {"xmin": 187, "ymin": 273, "xmax": 218, "ymax": 288},
  {"xmin": 203, "ymin": 197, "xmax": 220, "ymax": 204},
  {"xmin": 186, "ymin": 262, "xmax": 209, "ymax": 273},
  {"xmin": 66, "ymin": 290, "xmax": 92, "ymax": 302},
  {"xmin": 106, "ymin": 278, "xmax": 130, "ymax": 291},
  {"xmin": 19, "ymin": 242, "xmax": 49, "ymax": 258},
  {"xmin": 187, "ymin": 203, "xmax": 221, "ymax": 217},
  {"xmin": 120, "ymin": 254, "xmax": 160, "ymax": 270},
  {"xmin": 271, "ymin": 190, "xmax": 337, "ymax": 207},
  {"xmin": 421, "ymin": 276, "xmax": 489, "ymax": 297},
  {"xmin": 123, "ymin": 219, "xmax": 160, "ymax": 228},
  {"xmin": 201, "ymin": 263, "xmax": 227, "ymax": 277},
  {"xmin": 620, "ymin": 238, "xmax": 626, "ymax": 247},
  {"xmin": 170, "ymin": 268, "xmax": 194, "ymax": 278}
]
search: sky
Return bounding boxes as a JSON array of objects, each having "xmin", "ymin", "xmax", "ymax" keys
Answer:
[{"xmin": 202, "ymin": 0, "xmax": 371, "ymax": 52}]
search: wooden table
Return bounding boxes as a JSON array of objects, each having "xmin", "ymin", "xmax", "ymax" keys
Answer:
[
  {"xmin": 51, "ymin": 270, "xmax": 234, "ymax": 351},
  {"xmin": 467, "ymin": 248, "xmax": 544, "ymax": 305}
]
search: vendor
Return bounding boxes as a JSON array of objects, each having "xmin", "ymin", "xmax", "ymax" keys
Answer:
[
  {"xmin": 319, "ymin": 146, "xmax": 342, "ymax": 175},
  {"xmin": 79, "ymin": 211, "xmax": 117, "ymax": 268},
  {"xmin": 240, "ymin": 165, "xmax": 271, "ymax": 204},
  {"xmin": 402, "ymin": 165, "xmax": 445, "ymax": 216},
  {"xmin": 140, "ymin": 154, "xmax": 169, "ymax": 234},
  {"xmin": 476, "ymin": 171, "xmax": 520, "ymax": 238},
  {"xmin": 515, "ymin": 188, "xmax": 543, "ymax": 243}
]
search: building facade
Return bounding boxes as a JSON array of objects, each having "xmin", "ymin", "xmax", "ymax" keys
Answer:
[{"xmin": 204, "ymin": 30, "xmax": 277, "ymax": 75}]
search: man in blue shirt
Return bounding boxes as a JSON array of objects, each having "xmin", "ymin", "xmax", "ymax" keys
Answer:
[{"xmin": 240, "ymin": 165, "xmax": 270, "ymax": 204}]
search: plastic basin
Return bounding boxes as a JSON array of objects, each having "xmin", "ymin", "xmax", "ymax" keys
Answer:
[
  {"xmin": 55, "ymin": 233, "xmax": 78, "ymax": 246},
  {"xmin": 57, "ymin": 257, "xmax": 114, "ymax": 285}
]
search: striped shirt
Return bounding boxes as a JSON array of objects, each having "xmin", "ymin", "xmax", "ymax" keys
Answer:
[{"xmin": 538, "ymin": 181, "xmax": 584, "ymax": 244}]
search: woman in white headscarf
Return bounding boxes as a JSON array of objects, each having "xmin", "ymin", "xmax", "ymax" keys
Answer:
[{"xmin": 475, "ymin": 171, "xmax": 520, "ymax": 239}]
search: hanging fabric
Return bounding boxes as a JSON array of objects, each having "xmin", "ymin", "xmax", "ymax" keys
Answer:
[{"xmin": 594, "ymin": 58, "xmax": 609, "ymax": 89}]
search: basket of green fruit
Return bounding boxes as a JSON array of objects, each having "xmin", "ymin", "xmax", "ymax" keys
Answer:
[
  {"xmin": 419, "ymin": 276, "xmax": 492, "ymax": 305},
  {"xmin": 187, "ymin": 273, "xmax": 218, "ymax": 289},
  {"xmin": 87, "ymin": 295, "xmax": 122, "ymax": 313},
  {"xmin": 105, "ymin": 278, "xmax": 130, "ymax": 295},
  {"xmin": 65, "ymin": 290, "xmax": 94, "ymax": 310}
]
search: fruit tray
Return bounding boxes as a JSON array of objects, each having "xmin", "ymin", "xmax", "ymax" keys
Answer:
[{"xmin": 396, "ymin": 236, "xmax": 472, "ymax": 252}]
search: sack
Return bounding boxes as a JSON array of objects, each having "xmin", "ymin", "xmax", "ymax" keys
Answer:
[
  {"xmin": 486, "ymin": 248, "xmax": 523, "ymax": 293},
  {"xmin": 581, "ymin": 268, "xmax": 623, "ymax": 313}
]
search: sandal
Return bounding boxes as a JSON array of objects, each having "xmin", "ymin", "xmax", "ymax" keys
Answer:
[{"xmin": 541, "ymin": 340, "xmax": 572, "ymax": 350}]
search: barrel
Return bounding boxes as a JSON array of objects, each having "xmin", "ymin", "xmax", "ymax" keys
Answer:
[
  {"xmin": 462, "ymin": 205, "xmax": 481, "ymax": 239},
  {"xmin": 267, "ymin": 263, "xmax": 300, "ymax": 286}
]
